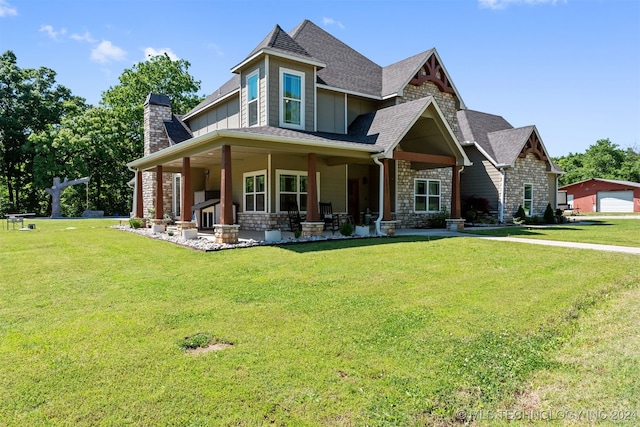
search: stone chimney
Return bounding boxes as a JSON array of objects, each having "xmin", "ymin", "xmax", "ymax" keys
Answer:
[{"xmin": 142, "ymin": 93, "xmax": 173, "ymax": 218}]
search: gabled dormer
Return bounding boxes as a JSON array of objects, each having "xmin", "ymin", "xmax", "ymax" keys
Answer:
[{"xmin": 231, "ymin": 24, "xmax": 325, "ymax": 132}]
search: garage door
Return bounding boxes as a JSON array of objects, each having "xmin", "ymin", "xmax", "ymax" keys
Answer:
[{"xmin": 597, "ymin": 190, "xmax": 634, "ymax": 212}]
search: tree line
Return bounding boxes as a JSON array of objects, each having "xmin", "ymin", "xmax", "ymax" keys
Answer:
[
  {"xmin": 553, "ymin": 139, "xmax": 640, "ymax": 186},
  {"xmin": 0, "ymin": 51, "xmax": 201, "ymax": 216}
]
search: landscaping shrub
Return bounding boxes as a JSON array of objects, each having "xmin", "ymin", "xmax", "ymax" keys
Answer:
[
  {"xmin": 427, "ymin": 210, "xmax": 449, "ymax": 228},
  {"xmin": 129, "ymin": 218, "xmax": 142, "ymax": 229},
  {"xmin": 340, "ymin": 221, "xmax": 354, "ymax": 236},
  {"xmin": 514, "ymin": 205, "xmax": 527, "ymax": 222},
  {"xmin": 544, "ymin": 203, "xmax": 556, "ymax": 224}
]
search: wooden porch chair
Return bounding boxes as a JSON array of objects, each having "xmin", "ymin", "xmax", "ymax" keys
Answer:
[
  {"xmin": 287, "ymin": 201, "xmax": 304, "ymax": 232},
  {"xmin": 319, "ymin": 202, "xmax": 340, "ymax": 234}
]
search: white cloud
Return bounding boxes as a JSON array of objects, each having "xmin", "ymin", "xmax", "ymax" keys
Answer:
[
  {"xmin": 207, "ymin": 42, "xmax": 224, "ymax": 57},
  {"xmin": 0, "ymin": 0, "xmax": 17, "ymax": 17},
  {"xmin": 479, "ymin": 0, "xmax": 565, "ymax": 9},
  {"xmin": 143, "ymin": 47, "xmax": 179, "ymax": 61},
  {"xmin": 91, "ymin": 40, "xmax": 126, "ymax": 63},
  {"xmin": 70, "ymin": 30, "xmax": 96, "ymax": 43},
  {"xmin": 322, "ymin": 17, "xmax": 345, "ymax": 29},
  {"xmin": 39, "ymin": 25, "xmax": 67, "ymax": 40}
]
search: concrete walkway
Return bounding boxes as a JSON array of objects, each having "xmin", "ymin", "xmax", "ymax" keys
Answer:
[{"xmin": 394, "ymin": 227, "xmax": 640, "ymax": 255}]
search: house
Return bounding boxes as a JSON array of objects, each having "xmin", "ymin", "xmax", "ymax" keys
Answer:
[
  {"xmin": 127, "ymin": 20, "xmax": 558, "ymax": 243},
  {"xmin": 456, "ymin": 110, "xmax": 563, "ymax": 222},
  {"xmin": 559, "ymin": 178, "xmax": 640, "ymax": 213}
]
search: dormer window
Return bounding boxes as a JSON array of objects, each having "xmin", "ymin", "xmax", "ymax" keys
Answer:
[
  {"xmin": 279, "ymin": 68, "xmax": 305, "ymax": 130},
  {"xmin": 246, "ymin": 70, "xmax": 259, "ymax": 127}
]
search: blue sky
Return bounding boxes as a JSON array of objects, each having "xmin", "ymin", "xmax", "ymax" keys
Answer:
[{"xmin": 1, "ymin": 0, "xmax": 638, "ymax": 158}]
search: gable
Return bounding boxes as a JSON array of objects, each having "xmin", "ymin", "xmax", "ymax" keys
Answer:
[
  {"xmin": 409, "ymin": 53, "xmax": 454, "ymax": 95},
  {"xmin": 519, "ymin": 131, "xmax": 548, "ymax": 162}
]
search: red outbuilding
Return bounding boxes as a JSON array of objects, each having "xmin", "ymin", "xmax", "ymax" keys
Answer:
[{"xmin": 559, "ymin": 178, "xmax": 640, "ymax": 213}]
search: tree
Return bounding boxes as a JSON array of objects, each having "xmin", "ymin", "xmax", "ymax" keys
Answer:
[
  {"xmin": 101, "ymin": 54, "xmax": 202, "ymax": 155},
  {"xmin": 555, "ymin": 139, "xmax": 639, "ymax": 186},
  {"xmin": 0, "ymin": 50, "xmax": 77, "ymax": 212}
]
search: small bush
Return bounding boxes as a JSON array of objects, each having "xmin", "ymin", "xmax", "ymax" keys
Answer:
[
  {"xmin": 167, "ymin": 230, "xmax": 174, "ymax": 237},
  {"xmin": 428, "ymin": 210, "xmax": 449, "ymax": 228},
  {"xmin": 294, "ymin": 229, "xmax": 302, "ymax": 239},
  {"xmin": 544, "ymin": 203, "xmax": 556, "ymax": 224},
  {"xmin": 129, "ymin": 218, "xmax": 142, "ymax": 229},
  {"xmin": 514, "ymin": 205, "xmax": 527, "ymax": 222},
  {"xmin": 340, "ymin": 222, "xmax": 354, "ymax": 236}
]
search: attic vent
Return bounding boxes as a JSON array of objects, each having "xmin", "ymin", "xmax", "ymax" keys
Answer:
[{"xmin": 410, "ymin": 54, "xmax": 455, "ymax": 95}]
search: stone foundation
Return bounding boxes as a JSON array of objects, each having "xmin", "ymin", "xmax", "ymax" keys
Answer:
[
  {"xmin": 176, "ymin": 221, "xmax": 196, "ymax": 231},
  {"xmin": 237, "ymin": 212, "xmax": 291, "ymax": 231},
  {"xmin": 214, "ymin": 224, "xmax": 240, "ymax": 244},
  {"xmin": 445, "ymin": 218, "xmax": 465, "ymax": 232},
  {"xmin": 380, "ymin": 220, "xmax": 397, "ymax": 236}
]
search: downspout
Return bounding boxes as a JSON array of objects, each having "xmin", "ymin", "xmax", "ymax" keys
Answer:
[
  {"xmin": 499, "ymin": 168, "xmax": 506, "ymax": 223},
  {"xmin": 373, "ymin": 156, "xmax": 386, "ymax": 236}
]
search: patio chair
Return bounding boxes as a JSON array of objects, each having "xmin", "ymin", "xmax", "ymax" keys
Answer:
[
  {"xmin": 287, "ymin": 201, "xmax": 304, "ymax": 232},
  {"xmin": 319, "ymin": 202, "xmax": 340, "ymax": 234}
]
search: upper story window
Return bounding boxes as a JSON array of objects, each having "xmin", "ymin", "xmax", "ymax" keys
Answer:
[
  {"xmin": 246, "ymin": 70, "xmax": 259, "ymax": 127},
  {"xmin": 279, "ymin": 68, "xmax": 305, "ymax": 130}
]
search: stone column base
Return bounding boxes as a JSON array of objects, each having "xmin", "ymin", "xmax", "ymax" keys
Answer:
[
  {"xmin": 214, "ymin": 224, "xmax": 240, "ymax": 244},
  {"xmin": 176, "ymin": 221, "xmax": 196, "ymax": 231},
  {"xmin": 445, "ymin": 218, "xmax": 465, "ymax": 232},
  {"xmin": 301, "ymin": 221, "xmax": 324, "ymax": 237},
  {"xmin": 380, "ymin": 220, "xmax": 397, "ymax": 236},
  {"xmin": 151, "ymin": 219, "xmax": 165, "ymax": 233}
]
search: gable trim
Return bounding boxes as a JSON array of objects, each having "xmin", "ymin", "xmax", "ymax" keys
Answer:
[
  {"xmin": 231, "ymin": 48, "xmax": 326, "ymax": 74},
  {"xmin": 183, "ymin": 88, "xmax": 240, "ymax": 121}
]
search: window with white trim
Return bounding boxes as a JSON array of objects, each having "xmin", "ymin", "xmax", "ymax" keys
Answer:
[
  {"xmin": 246, "ymin": 70, "xmax": 259, "ymax": 127},
  {"xmin": 414, "ymin": 179, "xmax": 441, "ymax": 212},
  {"xmin": 172, "ymin": 173, "xmax": 181, "ymax": 218},
  {"xmin": 276, "ymin": 170, "xmax": 319, "ymax": 212},
  {"xmin": 243, "ymin": 170, "xmax": 266, "ymax": 212},
  {"xmin": 279, "ymin": 68, "xmax": 304, "ymax": 129},
  {"xmin": 523, "ymin": 183, "xmax": 533, "ymax": 216}
]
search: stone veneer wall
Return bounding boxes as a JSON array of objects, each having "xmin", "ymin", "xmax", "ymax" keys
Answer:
[
  {"xmin": 399, "ymin": 81, "xmax": 459, "ymax": 134},
  {"xmin": 142, "ymin": 101, "xmax": 174, "ymax": 218},
  {"xmin": 237, "ymin": 212, "xmax": 292, "ymax": 231},
  {"xmin": 503, "ymin": 153, "xmax": 550, "ymax": 222},
  {"xmin": 395, "ymin": 160, "xmax": 452, "ymax": 228}
]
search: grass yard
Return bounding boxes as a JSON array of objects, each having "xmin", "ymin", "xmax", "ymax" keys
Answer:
[
  {"xmin": 465, "ymin": 219, "xmax": 640, "ymax": 248},
  {"xmin": 1, "ymin": 219, "xmax": 639, "ymax": 425}
]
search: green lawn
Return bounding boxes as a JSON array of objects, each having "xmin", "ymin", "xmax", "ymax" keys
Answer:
[
  {"xmin": 465, "ymin": 219, "xmax": 640, "ymax": 247},
  {"xmin": 1, "ymin": 219, "xmax": 639, "ymax": 425}
]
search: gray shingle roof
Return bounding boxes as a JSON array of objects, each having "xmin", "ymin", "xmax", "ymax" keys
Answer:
[
  {"xmin": 164, "ymin": 114, "xmax": 193, "ymax": 144},
  {"xmin": 183, "ymin": 74, "xmax": 240, "ymax": 120},
  {"xmin": 348, "ymin": 97, "xmax": 433, "ymax": 152},
  {"xmin": 290, "ymin": 20, "xmax": 382, "ymax": 96},
  {"xmin": 381, "ymin": 50, "xmax": 433, "ymax": 98},
  {"xmin": 457, "ymin": 109, "xmax": 514, "ymax": 160},
  {"xmin": 245, "ymin": 24, "xmax": 315, "ymax": 62},
  {"xmin": 487, "ymin": 126, "xmax": 536, "ymax": 165}
]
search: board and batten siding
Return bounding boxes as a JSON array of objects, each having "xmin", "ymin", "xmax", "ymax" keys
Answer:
[
  {"xmin": 267, "ymin": 57, "xmax": 315, "ymax": 131},
  {"xmin": 347, "ymin": 95, "xmax": 378, "ymax": 127},
  {"xmin": 460, "ymin": 145, "xmax": 501, "ymax": 210},
  {"xmin": 240, "ymin": 61, "xmax": 267, "ymax": 127},
  {"xmin": 317, "ymin": 89, "xmax": 346, "ymax": 134},
  {"xmin": 188, "ymin": 96, "xmax": 240, "ymax": 137}
]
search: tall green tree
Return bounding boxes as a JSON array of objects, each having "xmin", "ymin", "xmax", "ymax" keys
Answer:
[
  {"xmin": 0, "ymin": 50, "xmax": 77, "ymax": 212},
  {"xmin": 555, "ymin": 139, "xmax": 640, "ymax": 186},
  {"xmin": 101, "ymin": 53, "xmax": 202, "ymax": 156}
]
